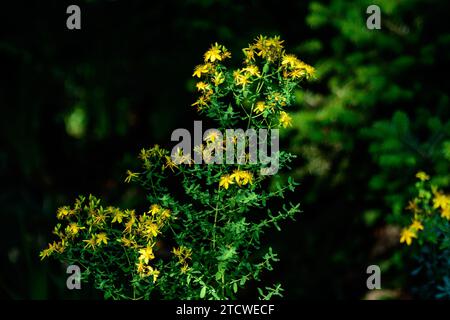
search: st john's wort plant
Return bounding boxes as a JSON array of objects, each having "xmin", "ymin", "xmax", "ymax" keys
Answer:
[{"xmin": 40, "ymin": 35, "xmax": 315, "ymax": 300}]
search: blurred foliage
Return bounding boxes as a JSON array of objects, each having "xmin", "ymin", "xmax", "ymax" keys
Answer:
[
  {"xmin": 285, "ymin": 0, "xmax": 449, "ymax": 297},
  {"xmin": 0, "ymin": 0, "xmax": 449, "ymax": 299}
]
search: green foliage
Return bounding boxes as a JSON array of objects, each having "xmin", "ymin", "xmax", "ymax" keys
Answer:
[{"xmin": 286, "ymin": 0, "xmax": 450, "ymax": 294}]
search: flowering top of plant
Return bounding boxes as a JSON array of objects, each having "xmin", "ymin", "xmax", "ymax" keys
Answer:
[
  {"xmin": 40, "ymin": 36, "xmax": 314, "ymax": 300},
  {"xmin": 191, "ymin": 35, "xmax": 314, "ymax": 129},
  {"xmin": 400, "ymin": 172, "xmax": 450, "ymax": 246}
]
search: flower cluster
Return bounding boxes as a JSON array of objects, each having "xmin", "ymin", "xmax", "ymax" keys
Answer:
[
  {"xmin": 172, "ymin": 246, "xmax": 192, "ymax": 274},
  {"xmin": 219, "ymin": 170, "xmax": 254, "ymax": 190},
  {"xmin": 400, "ymin": 172, "xmax": 450, "ymax": 246},
  {"xmin": 40, "ymin": 195, "xmax": 173, "ymax": 289},
  {"xmin": 191, "ymin": 35, "xmax": 314, "ymax": 130}
]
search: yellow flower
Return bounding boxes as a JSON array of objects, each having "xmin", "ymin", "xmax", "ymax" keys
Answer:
[
  {"xmin": 96, "ymin": 232, "xmax": 108, "ymax": 245},
  {"xmin": 124, "ymin": 213, "xmax": 136, "ymax": 234},
  {"xmin": 83, "ymin": 234, "xmax": 97, "ymax": 250},
  {"xmin": 39, "ymin": 246, "xmax": 54, "ymax": 260},
  {"xmin": 219, "ymin": 174, "xmax": 234, "ymax": 189},
  {"xmin": 92, "ymin": 210, "xmax": 107, "ymax": 226},
  {"xmin": 230, "ymin": 170, "xmax": 253, "ymax": 186},
  {"xmin": 233, "ymin": 70, "xmax": 250, "ymax": 88},
  {"xmin": 192, "ymin": 63, "xmax": 211, "ymax": 78},
  {"xmin": 243, "ymin": 65, "xmax": 261, "ymax": 77},
  {"xmin": 111, "ymin": 209, "xmax": 125, "ymax": 224},
  {"xmin": 416, "ymin": 171, "xmax": 430, "ymax": 181},
  {"xmin": 254, "ymin": 101, "xmax": 267, "ymax": 113},
  {"xmin": 191, "ymin": 96, "xmax": 209, "ymax": 109},
  {"xmin": 125, "ymin": 170, "xmax": 139, "ymax": 183},
  {"xmin": 243, "ymin": 45, "xmax": 256, "ymax": 62},
  {"xmin": 302, "ymin": 63, "xmax": 315, "ymax": 78},
  {"xmin": 433, "ymin": 192, "xmax": 450, "ymax": 210},
  {"xmin": 136, "ymin": 261, "xmax": 146, "ymax": 275},
  {"xmin": 254, "ymin": 35, "xmax": 284, "ymax": 61},
  {"xmin": 160, "ymin": 209, "xmax": 171, "ymax": 220},
  {"xmin": 410, "ymin": 220, "xmax": 424, "ymax": 232},
  {"xmin": 221, "ymin": 45, "xmax": 231, "ymax": 60},
  {"xmin": 405, "ymin": 200, "xmax": 421, "ymax": 214},
  {"xmin": 138, "ymin": 148, "xmax": 151, "ymax": 161},
  {"xmin": 66, "ymin": 223, "xmax": 85, "ymax": 237},
  {"xmin": 180, "ymin": 264, "xmax": 190, "ymax": 274},
  {"xmin": 265, "ymin": 35, "xmax": 284, "ymax": 49},
  {"xmin": 196, "ymin": 82, "xmax": 210, "ymax": 92},
  {"xmin": 149, "ymin": 204, "xmax": 161, "ymax": 216},
  {"xmin": 164, "ymin": 155, "xmax": 179, "ymax": 172},
  {"xmin": 147, "ymin": 266, "xmax": 160, "ymax": 283},
  {"xmin": 441, "ymin": 207, "xmax": 450, "ymax": 220},
  {"xmin": 144, "ymin": 223, "xmax": 159, "ymax": 238},
  {"xmin": 205, "ymin": 131, "xmax": 220, "ymax": 143},
  {"xmin": 400, "ymin": 228, "xmax": 417, "ymax": 246},
  {"xmin": 138, "ymin": 246, "xmax": 155, "ymax": 264},
  {"xmin": 56, "ymin": 206, "xmax": 74, "ymax": 220},
  {"xmin": 279, "ymin": 111, "xmax": 292, "ymax": 128},
  {"xmin": 282, "ymin": 54, "xmax": 300, "ymax": 69},
  {"xmin": 120, "ymin": 236, "xmax": 136, "ymax": 248},
  {"xmin": 204, "ymin": 43, "xmax": 222, "ymax": 62}
]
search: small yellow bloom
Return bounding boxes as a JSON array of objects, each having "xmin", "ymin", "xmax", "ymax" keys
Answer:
[
  {"xmin": 243, "ymin": 65, "xmax": 261, "ymax": 77},
  {"xmin": 136, "ymin": 261, "xmax": 146, "ymax": 275},
  {"xmin": 148, "ymin": 266, "xmax": 160, "ymax": 283},
  {"xmin": 124, "ymin": 214, "xmax": 136, "ymax": 234},
  {"xmin": 160, "ymin": 209, "xmax": 171, "ymax": 220},
  {"xmin": 230, "ymin": 170, "xmax": 253, "ymax": 186},
  {"xmin": 441, "ymin": 207, "xmax": 450, "ymax": 220},
  {"xmin": 192, "ymin": 63, "xmax": 211, "ymax": 78},
  {"xmin": 96, "ymin": 232, "xmax": 108, "ymax": 245},
  {"xmin": 196, "ymin": 82, "xmax": 210, "ymax": 92},
  {"xmin": 219, "ymin": 174, "xmax": 234, "ymax": 190},
  {"xmin": 416, "ymin": 171, "xmax": 430, "ymax": 181},
  {"xmin": 39, "ymin": 247, "xmax": 54, "ymax": 260},
  {"xmin": 254, "ymin": 101, "xmax": 267, "ymax": 113},
  {"xmin": 204, "ymin": 43, "xmax": 222, "ymax": 63},
  {"xmin": 144, "ymin": 223, "xmax": 159, "ymax": 238},
  {"xmin": 433, "ymin": 192, "xmax": 450, "ymax": 210},
  {"xmin": 279, "ymin": 111, "xmax": 292, "ymax": 128},
  {"xmin": 120, "ymin": 236, "xmax": 136, "ymax": 248},
  {"xmin": 149, "ymin": 204, "xmax": 161, "ymax": 216},
  {"xmin": 180, "ymin": 264, "xmax": 190, "ymax": 274},
  {"xmin": 282, "ymin": 54, "xmax": 300, "ymax": 69},
  {"xmin": 138, "ymin": 246, "xmax": 155, "ymax": 264},
  {"xmin": 400, "ymin": 228, "xmax": 417, "ymax": 246},
  {"xmin": 191, "ymin": 96, "xmax": 209, "ymax": 109},
  {"xmin": 66, "ymin": 223, "xmax": 84, "ymax": 237},
  {"xmin": 111, "ymin": 209, "xmax": 125, "ymax": 224},
  {"xmin": 125, "ymin": 170, "xmax": 139, "ymax": 183},
  {"xmin": 243, "ymin": 45, "xmax": 256, "ymax": 62},
  {"xmin": 164, "ymin": 156, "xmax": 179, "ymax": 172},
  {"xmin": 205, "ymin": 130, "xmax": 220, "ymax": 143},
  {"xmin": 83, "ymin": 235, "xmax": 97, "ymax": 250},
  {"xmin": 56, "ymin": 206, "xmax": 74, "ymax": 220},
  {"xmin": 405, "ymin": 200, "xmax": 421, "ymax": 214},
  {"xmin": 410, "ymin": 220, "xmax": 424, "ymax": 232},
  {"xmin": 233, "ymin": 70, "xmax": 250, "ymax": 88}
]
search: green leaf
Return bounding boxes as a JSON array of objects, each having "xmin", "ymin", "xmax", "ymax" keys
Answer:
[
  {"xmin": 200, "ymin": 286, "xmax": 207, "ymax": 299},
  {"xmin": 233, "ymin": 282, "xmax": 238, "ymax": 293}
]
